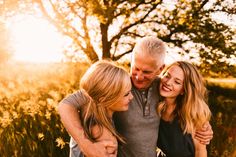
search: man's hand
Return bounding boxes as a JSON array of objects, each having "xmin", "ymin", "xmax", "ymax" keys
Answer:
[
  {"xmin": 81, "ymin": 140, "xmax": 117, "ymax": 157},
  {"xmin": 195, "ymin": 122, "xmax": 213, "ymax": 145}
]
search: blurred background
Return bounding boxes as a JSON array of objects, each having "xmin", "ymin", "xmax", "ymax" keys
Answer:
[{"xmin": 0, "ymin": 0, "xmax": 235, "ymax": 156}]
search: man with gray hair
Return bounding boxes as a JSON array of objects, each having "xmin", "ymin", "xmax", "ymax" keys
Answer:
[
  {"xmin": 113, "ymin": 37, "xmax": 166, "ymax": 157},
  {"xmin": 58, "ymin": 37, "xmax": 213, "ymax": 157}
]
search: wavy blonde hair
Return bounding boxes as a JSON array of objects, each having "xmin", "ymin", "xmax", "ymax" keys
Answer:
[
  {"xmin": 80, "ymin": 60, "xmax": 131, "ymax": 143},
  {"xmin": 161, "ymin": 61, "xmax": 211, "ymax": 134}
]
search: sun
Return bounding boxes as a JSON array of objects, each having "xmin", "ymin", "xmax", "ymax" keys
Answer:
[{"xmin": 7, "ymin": 14, "xmax": 65, "ymax": 63}]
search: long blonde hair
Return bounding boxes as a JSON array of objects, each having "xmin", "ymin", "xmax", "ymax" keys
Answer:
[
  {"xmin": 161, "ymin": 61, "xmax": 211, "ymax": 134},
  {"xmin": 80, "ymin": 60, "xmax": 130, "ymax": 143}
]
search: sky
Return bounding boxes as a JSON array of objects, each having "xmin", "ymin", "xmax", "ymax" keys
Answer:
[{"xmin": 6, "ymin": 14, "xmax": 66, "ymax": 63}]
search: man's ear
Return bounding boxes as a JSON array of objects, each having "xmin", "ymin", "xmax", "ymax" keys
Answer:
[
  {"xmin": 155, "ymin": 64, "xmax": 165, "ymax": 75},
  {"xmin": 159, "ymin": 64, "xmax": 165, "ymax": 72}
]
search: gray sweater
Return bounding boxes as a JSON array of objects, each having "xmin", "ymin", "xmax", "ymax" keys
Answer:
[{"xmin": 114, "ymin": 78, "xmax": 161, "ymax": 157}]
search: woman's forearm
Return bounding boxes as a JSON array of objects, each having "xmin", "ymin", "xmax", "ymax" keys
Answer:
[{"xmin": 195, "ymin": 147, "xmax": 207, "ymax": 157}]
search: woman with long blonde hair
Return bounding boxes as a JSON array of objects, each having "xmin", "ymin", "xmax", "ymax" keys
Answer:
[
  {"xmin": 61, "ymin": 60, "xmax": 133, "ymax": 157},
  {"xmin": 157, "ymin": 61, "xmax": 211, "ymax": 157}
]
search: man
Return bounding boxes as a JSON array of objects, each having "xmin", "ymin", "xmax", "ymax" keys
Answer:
[
  {"xmin": 113, "ymin": 37, "xmax": 166, "ymax": 157},
  {"xmin": 58, "ymin": 37, "xmax": 213, "ymax": 157}
]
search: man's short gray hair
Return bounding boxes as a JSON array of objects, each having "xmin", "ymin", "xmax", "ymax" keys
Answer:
[{"xmin": 132, "ymin": 36, "xmax": 166, "ymax": 60}]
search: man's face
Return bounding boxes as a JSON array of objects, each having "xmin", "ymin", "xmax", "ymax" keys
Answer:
[{"xmin": 131, "ymin": 52, "xmax": 163, "ymax": 90}]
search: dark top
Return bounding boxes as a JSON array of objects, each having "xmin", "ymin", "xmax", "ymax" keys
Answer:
[{"xmin": 157, "ymin": 117, "xmax": 195, "ymax": 157}]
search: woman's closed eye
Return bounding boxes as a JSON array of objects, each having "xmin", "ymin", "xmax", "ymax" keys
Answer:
[
  {"xmin": 124, "ymin": 91, "xmax": 131, "ymax": 97},
  {"xmin": 175, "ymin": 81, "xmax": 181, "ymax": 85}
]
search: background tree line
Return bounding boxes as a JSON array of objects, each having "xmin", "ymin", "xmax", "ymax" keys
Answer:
[{"xmin": 0, "ymin": 0, "xmax": 235, "ymax": 75}]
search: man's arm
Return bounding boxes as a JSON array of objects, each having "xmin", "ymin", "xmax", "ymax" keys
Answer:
[
  {"xmin": 58, "ymin": 103, "xmax": 116, "ymax": 157},
  {"xmin": 192, "ymin": 136, "xmax": 207, "ymax": 157},
  {"xmin": 195, "ymin": 122, "xmax": 213, "ymax": 145}
]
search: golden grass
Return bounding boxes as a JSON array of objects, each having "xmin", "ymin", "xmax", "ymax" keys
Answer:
[{"xmin": 205, "ymin": 78, "xmax": 236, "ymax": 89}]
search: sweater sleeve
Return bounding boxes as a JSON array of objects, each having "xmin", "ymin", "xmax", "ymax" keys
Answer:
[{"xmin": 59, "ymin": 90, "xmax": 88, "ymax": 109}]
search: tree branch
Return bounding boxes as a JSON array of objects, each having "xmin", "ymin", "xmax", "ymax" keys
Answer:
[
  {"xmin": 114, "ymin": 0, "xmax": 146, "ymax": 18},
  {"xmin": 124, "ymin": 32, "xmax": 145, "ymax": 38},
  {"xmin": 192, "ymin": 0, "xmax": 209, "ymax": 17},
  {"xmin": 113, "ymin": 48, "xmax": 133, "ymax": 61},
  {"xmin": 110, "ymin": 2, "xmax": 159, "ymax": 44}
]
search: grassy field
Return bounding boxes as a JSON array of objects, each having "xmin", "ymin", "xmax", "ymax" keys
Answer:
[
  {"xmin": 206, "ymin": 78, "xmax": 236, "ymax": 157},
  {"xmin": 0, "ymin": 62, "xmax": 235, "ymax": 157}
]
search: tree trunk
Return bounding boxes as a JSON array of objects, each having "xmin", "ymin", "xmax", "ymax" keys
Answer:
[{"xmin": 100, "ymin": 23, "xmax": 111, "ymax": 59}]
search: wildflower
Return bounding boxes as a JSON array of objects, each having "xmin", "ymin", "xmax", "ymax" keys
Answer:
[
  {"xmin": 46, "ymin": 98, "xmax": 54, "ymax": 107},
  {"xmin": 56, "ymin": 137, "xmax": 66, "ymax": 149},
  {"xmin": 38, "ymin": 133, "xmax": 44, "ymax": 141},
  {"xmin": 156, "ymin": 147, "xmax": 166, "ymax": 157},
  {"xmin": 1, "ymin": 111, "xmax": 13, "ymax": 128},
  {"xmin": 45, "ymin": 110, "xmax": 51, "ymax": 120}
]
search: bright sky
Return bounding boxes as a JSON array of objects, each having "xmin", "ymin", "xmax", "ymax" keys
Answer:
[{"xmin": 7, "ymin": 14, "xmax": 66, "ymax": 63}]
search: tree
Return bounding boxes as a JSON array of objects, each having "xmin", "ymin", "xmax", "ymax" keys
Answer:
[
  {"xmin": 2, "ymin": 0, "xmax": 236, "ymax": 74},
  {"xmin": 34, "ymin": 0, "xmax": 235, "ymax": 63},
  {"xmin": 152, "ymin": 0, "xmax": 236, "ymax": 76},
  {"xmin": 33, "ymin": 0, "xmax": 162, "ymax": 62}
]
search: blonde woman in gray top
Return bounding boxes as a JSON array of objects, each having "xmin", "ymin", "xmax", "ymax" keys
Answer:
[{"xmin": 60, "ymin": 60, "xmax": 133, "ymax": 157}]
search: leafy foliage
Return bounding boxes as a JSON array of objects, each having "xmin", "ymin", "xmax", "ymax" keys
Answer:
[
  {"xmin": 33, "ymin": 0, "xmax": 236, "ymax": 70},
  {"xmin": 0, "ymin": 0, "xmax": 235, "ymax": 75}
]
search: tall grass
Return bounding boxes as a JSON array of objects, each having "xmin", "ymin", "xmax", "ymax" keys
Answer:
[
  {"xmin": 0, "ymin": 62, "xmax": 88, "ymax": 157},
  {"xmin": 206, "ymin": 78, "xmax": 236, "ymax": 157},
  {"xmin": 0, "ymin": 62, "xmax": 235, "ymax": 157}
]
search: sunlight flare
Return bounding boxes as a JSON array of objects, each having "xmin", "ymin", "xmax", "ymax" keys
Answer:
[{"xmin": 7, "ymin": 14, "xmax": 65, "ymax": 63}]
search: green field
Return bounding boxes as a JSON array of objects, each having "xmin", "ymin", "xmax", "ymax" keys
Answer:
[{"xmin": 0, "ymin": 63, "xmax": 235, "ymax": 157}]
